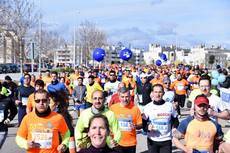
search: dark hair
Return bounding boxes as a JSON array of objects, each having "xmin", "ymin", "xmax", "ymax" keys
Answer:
[
  {"xmin": 24, "ymin": 73, "xmax": 31, "ymax": 79},
  {"xmin": 35, "ymin": 79, "xmax": 45, "ymax": 87},
  {"xmin": 51, "ymin": 71, "xmax": 58, "ymax": 76},
  {"xmin": 118, "ymin": 86, "xmax": 129, "ymax": 94},
  {"xmin": 88, "ymin": 114, "xmax": 110, "ymax": 134},
  {"xmin": 152, "ymin": 83, "xmax": 164, "ymax": 92},
  {"xmin": 199, "ymin": 75, "xmax": 211, "ymax": 85}
]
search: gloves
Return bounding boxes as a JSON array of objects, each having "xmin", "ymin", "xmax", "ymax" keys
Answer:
[{"xmin": 4, "ymin": 118, "xmax": 10, "ymax": 125}]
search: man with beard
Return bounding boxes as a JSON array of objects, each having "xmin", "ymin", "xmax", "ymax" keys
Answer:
[{"xmin": 172, "ymin": 94, "xmax": 223, "ymax": 153}]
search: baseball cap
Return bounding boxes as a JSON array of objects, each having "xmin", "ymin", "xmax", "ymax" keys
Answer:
[
  {"xmin": 163, "ymin": 77, "xmax": 171, "ymax": 83},
  {"xmin": 194, "ymin": 96, "xmax": 209, "ymax": 106}
]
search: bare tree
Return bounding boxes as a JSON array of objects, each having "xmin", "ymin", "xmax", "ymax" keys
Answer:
[{"xmin": 76, "ymin": 20, "xmax": 107, "ymax": 64}]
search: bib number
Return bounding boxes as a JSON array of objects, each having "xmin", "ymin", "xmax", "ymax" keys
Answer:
[{"xmin": 32, "ymin": 132, "xmax": 53, "ymax": 149}]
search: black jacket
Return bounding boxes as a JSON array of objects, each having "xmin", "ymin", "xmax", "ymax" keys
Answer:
[
  {"xmin": 0, "ymin": 95, "xmax": 17, "ymax": 131},
  {"xmin": 136, "ymin": 82, "xmax": 152, "ymax": 106}
]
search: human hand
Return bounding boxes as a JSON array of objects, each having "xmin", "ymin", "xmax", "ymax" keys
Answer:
[
  {"xmin": 4, "ymin": 118, "xmax": 10, "ymax": 125},
  {"xmin": 27, "ymin": 140, "xmax": 40, "ymax": 149},
  {"xmin": 57, "ymin": 144, "xmax": 67, "ymax": 153},
  {"xmin": 15, "ymin": 100, "xmax": 21, "ymax": 105}
]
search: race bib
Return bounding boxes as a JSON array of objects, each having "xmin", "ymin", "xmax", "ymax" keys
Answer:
[
  {"xmin": 118, "ymin": 119, "xmax": 132, "ymax": 132},
  {"xmin": 152, "ymin": 121, "xmax": 169, "ymax": 135},
  {"xmin": 0, "ymin": 110, "xmax": 4, "ymax": 122},
  {"xmin": 32, "ymin": 132, "xmax": 53, "ymax": 149},
  {"xmin": 177, "ymin": 84, "xmax": 184, "ymax": 91},
  {"xmin": 21, "ymin": 97, "xmax": 28, "ymax": 106}
]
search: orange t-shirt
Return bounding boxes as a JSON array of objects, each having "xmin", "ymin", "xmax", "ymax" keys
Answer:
[
  {"xmin": 150, "ymin": 78, "xmax": 163, "ymax": 86},
  {"xmin": 26, "ymin": 93, "xmax": 35, "ymax": 113},
  {"xmin": 110, "ymin": 103, "xmax": 142, "ymax": 147},
  {"xmin": 17, "ymin": 111, "xmax": 69, "ymax": 153},
  {"xmin": 170, "ymin": 79, "xmax": 189, "ymax": 95}
]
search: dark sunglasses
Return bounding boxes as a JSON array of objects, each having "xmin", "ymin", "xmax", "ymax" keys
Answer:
[{"xmin": 35, "ymin": 99, "xmax": 48, "ymax": 103}]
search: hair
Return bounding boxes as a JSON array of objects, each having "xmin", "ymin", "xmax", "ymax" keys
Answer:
[
  {"xmin": 88, "ymin": 114, "xmax": 110, "ymax": 134},
  {"xmin": 109, "ymin": 70, "xmax": 116, "ymax": 75},
  {"xmin": 118, "ymin": 86, "xmax": 129, "ymax": 94},
  {"xmin": 51, "ymin": 71, "xmax": 58, "ymax": 76},
  {"xmin": 34, "ymin": 89, "xmax": 49, "ymax": 99},
  {"xmin": 195, "ymin": 94, "xmax": 207, "ymax": 100},
  {"xmin": 24, "ymin": 73, "xmax": 31, "ymax": 79},
  {"xmin": 35, "ymin": 79, "xmax": 45, "ymax": 87},
  {"xmin": 152, "ymin": 83, "xmax": 164, "ymax": 92},
  {"xmin": 199, "ymin": 75, "xmax": 211, "ymax": 85}
]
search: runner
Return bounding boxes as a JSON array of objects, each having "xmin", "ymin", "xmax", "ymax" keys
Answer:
[
  {"xmin": 110, "ymin": 87, "xmax": 142, "ymax": 153},
  {"xmin": 142, "ymin": 84, "xmax": 178, "ymax": 153},
  {"xmin": 16, "ymin": 89, "xmax": 70, "ymax": 153}
]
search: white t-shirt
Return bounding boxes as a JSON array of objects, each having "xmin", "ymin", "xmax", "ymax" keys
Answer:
[
  {"xmin": 104, "ymin": 81, "xmax": 120, "ymax": 95},
  {"xmin": 163, "ymin": 91, "xmax": 175, "ymax": 103},
  {"xmin": 143, "ymin": 101, "xmax": 177, "ymax": 142}
]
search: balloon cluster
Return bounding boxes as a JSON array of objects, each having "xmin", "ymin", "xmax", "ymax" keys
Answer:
[
  {"xmin": 211, "ymin": 70, "xmax": 226, "ymax": 86},
  {"xmin": 156, "ymin": 53, "xmax": 167, "ymax": 66},
  {"xmin": 92, "ymin": 48, "xmax": 133, "ymax": 62}
]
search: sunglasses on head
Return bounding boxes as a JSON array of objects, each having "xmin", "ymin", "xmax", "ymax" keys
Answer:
[{"xmin": 35, "ymin": 99, "xmax": 48, "ymax": 103}]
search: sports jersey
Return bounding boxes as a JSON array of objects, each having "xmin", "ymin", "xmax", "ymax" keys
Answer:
[
  {"xmin": 170, "ymin": 79, "xmax": 189, "ymax": 95},
  {"xmin": 16, "ymin": 111, "xmax": 70, "ymax": 153},
  {"xmin": 85, "ymin": 82, "xmax": 103, "ymax": 103},
  {"xmin": 104, "ymin": 81, "xmax": 120, "ymax": 95},
  {"xmin": 163, "ymin": 91, "xmax": 175, "ymax": 103},
  {"xmin": 177, "ymin": 116, "xmax": 223, "ymax": 152},
  {"xmin": 75, "ymin": 107, "xmax": 121, "ymax": 148},
  {"xmin": 110, "ymin": 103, "xmax": 142, "ymax": 147},
  {"xmin": 26, "ymin": 93, "xmax": 35, "ymax": 112},
  {"xmin": 143, "ymin": 101, "xmax": 177, "ymax": 142}
]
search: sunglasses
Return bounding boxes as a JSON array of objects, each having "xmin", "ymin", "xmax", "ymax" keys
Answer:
[{"xmin": 35, "ymin": 99, "xmax": 48, "ymax": 103}]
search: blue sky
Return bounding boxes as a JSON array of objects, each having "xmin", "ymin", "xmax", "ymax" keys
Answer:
[{"xmin": 37, "ymin": 0, "xmax": 230, "ymax": 49}]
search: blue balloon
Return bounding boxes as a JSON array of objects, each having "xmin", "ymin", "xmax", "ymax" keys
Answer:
[
  {"xmin": 93, "ymin": 48, "xmax": 105, "ymax": 62},
  {"xmin": 211, "ymin": 70, "xmax": 220, "ymax": 79},
  {"xmin": 156, "ymin": 59, "xmax": 162, "ymax": 66},
  {"xmin": 119, "ymin": 48, "xmax": 132, "ymax": 61},
  {"xmin": 160, "ymin": 53, "xmax": 167, "ymax": 60},
  {"xmin": 218, "ymin": 74, "xmax": 226, "ymax": 83},
  {"xmin": 211, "ymin": 79, "xmax": 219, "ymax": 86}
]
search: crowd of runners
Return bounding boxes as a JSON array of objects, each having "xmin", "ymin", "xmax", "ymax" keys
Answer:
[{"xmin": 0, "ymin": 63, "xmax": 230, "ymax": 153}]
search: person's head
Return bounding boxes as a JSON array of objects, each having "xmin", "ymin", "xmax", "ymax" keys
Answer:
[
  {"xmin": 194, "ymin": 94, "xmax": 209, "ymax": 118},
  {"xmin": 51, "ymin": 71, "xmax": 58, "ymax": 81},
  {"xmin": 109, "ymin": 70, "xmax": 116, "ymax": 81},
  {"xmin": 92, "ymin": 90, "xmax": 105, "ymax": 110},
  {"xmin": 5, "ymin": 75, "xmax": 12, "ymax": 83},
  {"xmin": 34, "ymin": 89, "xmax": 50, "ymax": 113},
  {"xmin": 118, "ymin": 87, "xmax": 130, "ymax": 106},
  {"xmin": 88, "ymin": 114, "xmax": 110, "ymax": 148},
  {"xmin": 199, "ymin": 75, "xmax": 211, "ymax": 96},
  {"xmin": 151, "ymin": 84, "xmax": 164, "ymax": 102},
  {"xmin": 140, "ymin": 73, "xmax": 148, "ymax": 84},
  {"xmin": 31, "ymin": 74, "xmax": 36, "ymax": 82},
  {"xmin": 177, "ymin": 73, "xmax": 182, "ymax": 81},
  {"xmin": 24, "ymin": 73, "xmax": 31, "ymax": 86},
  {"xmin": 35, "ymin": 79, "xmax": 45, "ymax": 91},
  {"xmin": 163, "ymin": 77, "xmax": 171, "ymax": 89},
  {"xmin": 77, "ymin": 77, "xmax": 84, "ymax": 85},
  {"xmin": 154, "ymin": 73, "xmax": 160, "ymax": 79},
  {"xmin": 45, "ymin": 70, "xmax": 51, "ymax": 77},
  {"xmin": 60, "ymin": 77, "xmax": 65, "ymax": 83},
  {"xmin": 88, "ymin": 75, "xmax": 95, "ymax": 85}
]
